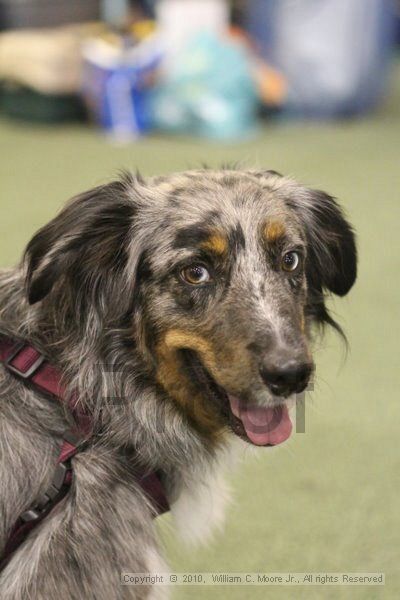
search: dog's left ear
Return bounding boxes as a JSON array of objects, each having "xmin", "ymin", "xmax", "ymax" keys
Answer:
[
  {"xmin": 287, "ymin": 189, "xmax": 357, "ymax": 297},
  {"xmin": 24, "ymin": 175, "xmax": 145, "ymax": 311}
]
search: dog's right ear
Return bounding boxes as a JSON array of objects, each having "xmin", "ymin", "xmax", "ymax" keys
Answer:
[{"xmin": 24, "ymin": 175, "xmax": 144, "ymax": 307}]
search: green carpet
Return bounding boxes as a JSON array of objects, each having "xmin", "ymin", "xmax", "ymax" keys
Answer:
[{"xmin": 1, "ymin": 63, "xmax": 399, "ymax": 600}]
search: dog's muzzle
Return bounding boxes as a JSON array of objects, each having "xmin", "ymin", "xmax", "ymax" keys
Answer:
[{"xmin": 181, "ymin": 349, "xmax": 295, "ymax": 447}]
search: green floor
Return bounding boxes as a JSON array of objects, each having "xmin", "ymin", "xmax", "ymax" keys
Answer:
[{"xmin": 1, "ymin": 64, "xmax": 399, "ymax": 600}]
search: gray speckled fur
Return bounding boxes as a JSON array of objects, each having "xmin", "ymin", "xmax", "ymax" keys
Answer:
[{"xmin": 0, "ymin": 169, "xmax": 357, "ymax": 599}]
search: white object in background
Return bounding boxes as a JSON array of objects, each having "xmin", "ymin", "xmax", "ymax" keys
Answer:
[
  {"xmin": 0, "ymin": 25, "xmax": 87, "ymax": 95},
  {"xmin": 156, "ymin": 0, "xmax": 229, "ymax": 56},
  {"xmin": 101, "ymin": 0, "xmax": 128, "ymax": 26}
]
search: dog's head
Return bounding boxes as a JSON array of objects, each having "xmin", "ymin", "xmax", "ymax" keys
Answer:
[{"xmin": 24, "ymin": 170, "xmax": 357, "ymax": 448}]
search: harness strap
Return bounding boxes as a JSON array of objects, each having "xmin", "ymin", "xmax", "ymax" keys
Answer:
[
  {"xmin": 0, "ymin": 428, "xmax": 81, "ymax": 571},
  {"xmin": 0, "ymin": 335, "xmax": 169, "ymax": 570}
]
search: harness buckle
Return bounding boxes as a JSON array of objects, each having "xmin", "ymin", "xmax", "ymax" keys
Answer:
[
  {"xmin": 19, "ymin": 463, "xmax": 69, "ymax": 523},
  {"xmin": 19, "ymin": 508, "xmax": 42, "ymax": 523},
  {"xmin": 5, "ymin": 342, "xmax": 45, "ymax": 379}
]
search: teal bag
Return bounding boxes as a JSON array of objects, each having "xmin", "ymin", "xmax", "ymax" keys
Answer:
[{"xmin": 150, "ymin": 32, "xmax": 258, "ymax": 140}]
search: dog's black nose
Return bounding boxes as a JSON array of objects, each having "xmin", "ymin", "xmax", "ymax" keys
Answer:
[{"xmin": 260, "ymin": 360, "xmax": 313, "ymax": 397}]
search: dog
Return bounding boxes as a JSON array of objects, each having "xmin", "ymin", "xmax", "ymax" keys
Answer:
[{"xmin": 0, "ymin": 169, "xmax": 357, "ymax": 599}]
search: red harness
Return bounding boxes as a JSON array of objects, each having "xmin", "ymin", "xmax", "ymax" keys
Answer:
[{"xmin": 0, "ymin": 336, "xmax": 169, "ymax": 570}]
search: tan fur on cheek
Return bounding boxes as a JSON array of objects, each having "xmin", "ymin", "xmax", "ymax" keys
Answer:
[
  {"xmin": 162, "ymin": 330, "xmax": 218, "ymax": 367},
  {"xmin": 300, "ymin": 313, "xmax": 306, "ymax": 333},
  {"xmin": 155, "ymin": 330, "xmax": 225, "ymax": 438}
]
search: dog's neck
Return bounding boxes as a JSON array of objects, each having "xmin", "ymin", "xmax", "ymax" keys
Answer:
[{"xmin": 0, "ymin": 269, "xmax": 220, "ymax": 478}]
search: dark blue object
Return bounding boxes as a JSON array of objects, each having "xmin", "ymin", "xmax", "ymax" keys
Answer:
[{"xmin": 246, "ymin": 0, "xmax": 397, "ymax": 117}]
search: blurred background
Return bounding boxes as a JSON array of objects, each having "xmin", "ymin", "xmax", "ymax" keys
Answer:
[{"xmin": 0, "ymin": 1, "xmax": 399, "ymax": 599}]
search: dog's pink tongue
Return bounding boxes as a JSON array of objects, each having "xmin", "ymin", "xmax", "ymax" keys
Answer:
[{"xmin": 229, "ymin": 395, "xmax": 292, "ymax": 446}]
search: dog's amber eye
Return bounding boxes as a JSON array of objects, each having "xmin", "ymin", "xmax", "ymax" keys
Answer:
[
  {"xmin": 181, "ymin": 264, "xmax": 211, "ymax": 285},
  {"xmin": 282, "ymin": 251, "xmax": 300, "ymax": 272}
]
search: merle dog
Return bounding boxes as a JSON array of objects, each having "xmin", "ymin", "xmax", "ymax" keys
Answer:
[{"xmin": 0, "ymin": 169, "xmax": 357, "ymax": 599}]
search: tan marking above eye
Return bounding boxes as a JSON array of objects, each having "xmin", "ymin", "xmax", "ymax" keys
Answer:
[
  {"xmin": 200, "ymin": 232, "xmax": 228, "ymax": 256},
  {"xmin": 264, "ymin": 220, "xmax": 286, "ymax": 243}
]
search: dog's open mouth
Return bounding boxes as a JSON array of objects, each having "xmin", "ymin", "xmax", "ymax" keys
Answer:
[{"xmin": 180, "ymin": 350, "xmax": 292, "ymax": 447}]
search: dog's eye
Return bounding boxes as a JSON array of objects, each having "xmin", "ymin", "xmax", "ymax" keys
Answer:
[
  {"xmin": 181, "ymin": 264, "xmax": 211, "ymax": 285},
  {"xmin": 281, "ymin": 251, "xmax": 300, "ymax": 272}
]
